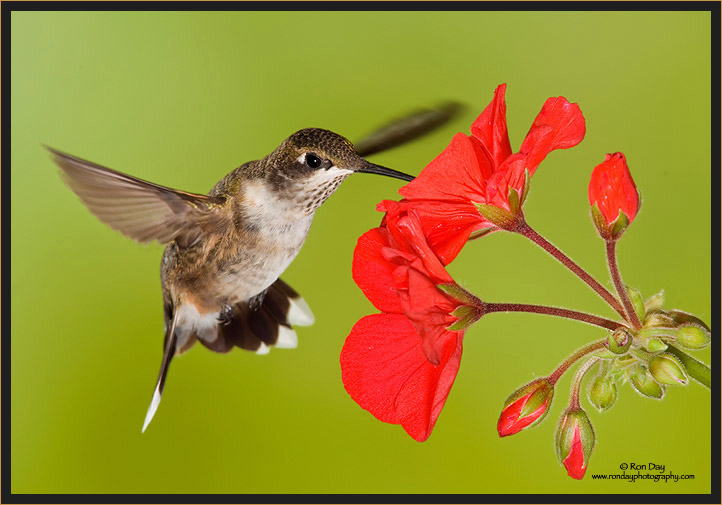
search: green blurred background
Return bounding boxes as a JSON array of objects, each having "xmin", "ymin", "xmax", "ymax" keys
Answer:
[{"xmin": 10, "ymin": 10, "xmax": 711, "ymax": 495}]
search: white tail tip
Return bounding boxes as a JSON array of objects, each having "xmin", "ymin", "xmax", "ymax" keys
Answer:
[
  {"xmin": 288, "ymin": 296, "xmax": 315, "ymax": 326},
  {"xmin": 141, "ymin": 387, "xmax": 162, "ymax": 433},
  {"xmin": 276, "ymin": 325, "xmax": 298, "ymax": 349}
]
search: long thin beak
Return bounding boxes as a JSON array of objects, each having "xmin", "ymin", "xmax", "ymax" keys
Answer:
[{"xmin": 355, "ymin": 161, "xmax": 415, "ymax": 182}]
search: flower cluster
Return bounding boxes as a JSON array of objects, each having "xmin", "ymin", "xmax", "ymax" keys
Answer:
[
  {"xmin": 341, "ymin": 200, "xmax": 481, "ymax": 441},
  {"xmin": 341, "ymin": 84, "xmax": 710, "ymax": 479}
]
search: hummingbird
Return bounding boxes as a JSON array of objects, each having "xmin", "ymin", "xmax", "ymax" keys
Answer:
[{"xmin": 47, "ymin": 103, "xmax": 460, "ymax": 432}]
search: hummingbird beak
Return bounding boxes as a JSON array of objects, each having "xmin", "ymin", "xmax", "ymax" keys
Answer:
[{"xmin": 355, "ymin": 161, "xmax": 415, "ymax": 182}]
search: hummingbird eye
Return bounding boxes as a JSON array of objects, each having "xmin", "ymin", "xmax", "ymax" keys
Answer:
[{"xmin": 304, "ymin": 153, "xmax": 322, "ymax": 169}]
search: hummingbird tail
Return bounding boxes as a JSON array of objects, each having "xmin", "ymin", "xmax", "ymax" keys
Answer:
[
  {"xmin": 205, "ymin": 278, "xmax": 314, "ymax": 355},
  {"xmin": 142, "ymin": 309, "xmax": 179, "ymax": 433},
  {"xmin": 141, "ymin": 279, "xmax": 314, "ymax": 432}
]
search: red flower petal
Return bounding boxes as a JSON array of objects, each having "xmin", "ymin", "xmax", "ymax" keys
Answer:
[
  {"xmin": 380, "ymin": 198, "xmax": 485, "ymax": 267},
  {"xmin": 470, "ymin": 83, "xmax": 513, "ymax": 170},
  {"xmin": 340, "ymin": 313, "xmax": 464, "ymax": 442},
  {"xmin": 399, "ymin": 133, "xmax": 491, "ymax": 203},
  {"xmin": 370, "ymin": 208, "xmax": 464, "ymax": 364},
  {"xmin": 485, "ymin": 154, "xmax": 527, "ymax": 211},
  {"xmin": 562, "ymin": 422, "xmax": 587, "ymax": 480},
  {"xmin": 352, "ymin": 228, "xmax": 403, "ymax": 313},
  {"xmin": 395, "ymin": 210, "xmax": 454, "ymax": 284},
  {"xmin": 588, "ymin": 152, "xmax": 639, "ymax": 225},
  {"xmin": 401, "ymin": 266, "xmax": 460, "ymax": 365},
  {"xmin": 412, "ymin": 200, "xmax": 491, "ymax": 264},
  {"xmin": 387, "ymin": 199, "xmax": 488, "ymax": 266},
  {"xmin": 519, "ymin": 96, "xmax": 586, "ymax": 175}
]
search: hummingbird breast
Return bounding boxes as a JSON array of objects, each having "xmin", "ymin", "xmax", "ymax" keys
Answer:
[{"xmin": 162, "ymin": 178, "xmax": 320, "ymax": 314}]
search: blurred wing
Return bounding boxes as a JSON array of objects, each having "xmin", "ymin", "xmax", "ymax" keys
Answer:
[
  {"xmin": 48, "ymin": 146, "xmax": 227, "ymax": 246},
  {"xmin": 355, "ymin": 101, "xmax": 463, "ymax": 157}
]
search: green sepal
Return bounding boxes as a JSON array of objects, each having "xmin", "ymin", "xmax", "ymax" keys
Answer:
[
  {"xmin": 447, "ymin": 305, "xmax": 482, "ymax": 331},
  {"xmin": 555, "ymin": 408, "xmax": 595, "ymax": 464},
  {"xmin": 630, "ymin": 365, "xmax": 665, "ymax": 399},
  {"xmin": 643, "ymin": 312, "xmax": 677, "ymax": 328},
  {"xmin": 665, "ymin": 344, "xmax": 711, "ymax": 389},
  {"xmin": 502, "ymin": 378, "xmax": 553, "ymax": 412},
  {"xmin": 468, "ymin": 227, "xmax": 495, "ymax": 240},
  {"xmin": 507, "ymin": 187, "xmax": 520, "ymax": 214},
  {"xmin": 475, "ymin": 203, "xmax": 518, "ymax": 230},
  {"xmin": 436, "ymin": 283, "xmax": 482, "ymax": 306},
  {"xmin": 520, "ymin": 387, "xmax": 552, "ymax": 418},
  {"xmin": 590, "ymin": 202, "xmax": 609, "ymax": 239},
  {"xmin": 609, "ymin": 210, "xmax": 630, "ymax": 238},
  {"xmin": 625, "ymin": 286, "xmax": 646, "ymax": 322},
  {"xmin": 644, "ymin": 290, "xmax": 665, "ymax": 314},
  {"xmin": 520, "ymin": 169, "xmax": 531, "ymax": 206}
]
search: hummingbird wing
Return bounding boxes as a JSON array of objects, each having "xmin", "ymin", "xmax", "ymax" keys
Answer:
[
  {"xmin": 354, "ymin": 101, "xmax": 463, "ymax": 157},
  {"xmin": 47, "ymin": 146, "xmax": 227, "ymax": 247}
]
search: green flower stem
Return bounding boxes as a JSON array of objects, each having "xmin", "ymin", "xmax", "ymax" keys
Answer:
[
  {"xmin": 637, "ymin": 327, "xmax": 679, "ymax": 339},
  {"xmin": 515, "ymin": 219, "xmax": 628, "ymax": 321},
  {"xmin": 606, "ymin": 240, "xmax": 642, "ymax": 330},
  {"xmin": 628, "ymin": 348, "xmax": 654, "ymax": 363},
  {"xmin": 569, "ymin": 357, "xmax": 600, "ymax": 409},
  {"xmin": 666, "ymin": 344, "xmax": 711, "ymax": 389},
  {"xmin": 484, "ymin": 303, "xmax": 621, "ymax": 331},
  {"xmin": 547, "ymin": 339, "xmax": 608, "ymax": 386}
]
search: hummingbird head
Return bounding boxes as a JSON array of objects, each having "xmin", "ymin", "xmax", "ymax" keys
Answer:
[
  {"xmin": 262, "ymin": 128, "xmax": 414, "ymax": 213},
  {"xmin": 268, "ymin": 128, "xmax": 414, "ymax": 181}
]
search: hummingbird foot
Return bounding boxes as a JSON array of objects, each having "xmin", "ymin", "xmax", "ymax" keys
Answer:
[
  {"xmin": 217, "ymin": 304, "xmax": 234, "ymax": 325},
  {"xmin": 248, "ymin": 289, "xmax": 268, "ymax": 311}
]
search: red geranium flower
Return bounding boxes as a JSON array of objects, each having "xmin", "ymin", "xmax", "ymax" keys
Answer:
[
  {"xmin": 588, "ymin": 152, "xmax": 640, "ymax": 239},
  {"xmin": 399, "ymin": 83, "xmax": 586, "ymax": 265},
  {"xmin": 341, "ymin": 201, "xmax": 481, "ymax": 441}
]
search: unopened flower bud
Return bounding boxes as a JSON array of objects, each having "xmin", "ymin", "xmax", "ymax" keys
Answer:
[
  {"xmin": 645, "ymin": 337, "xmax": 668, "ymax": 352},
  {"xmin": 667, "ymin": 310, "xmax": 710, "ymax": 332},
  {"xmin": 630, "ymin": 365, "xmax": 665, "ymax": 399},
  {"xmin": 625, "ymin": 286, "xmax": 646, "ymax": 323},
  {"xmin": 607, "ymin": 328, "xmax": 632, "ymax": 354},
  {"xmin": 649, "ymin": 353, "xmax": 688, "ymax": 386},
  {"xmin": 676, "ymin": 324, "xmax": 711, "ymax": 350},
  {"xmin": 556, "ymin": 408, "xmax": 595, "ymax": 480},
  {"xmin": 588, "ymin": 153, "xmax": 639, "ymax": 240},
  {"xmin": 588, "ymin": 375, "xmax": 618, "ymax": 412},
  {"xmin": 643, "ymin": 290, "xmax": 665, "ymax": 314},
  {"xmin": 497, "ymin": 378, "xmax": 554, "ymax": 437},
  {"xmin": 643, "ymin": 312, "xmax": 676, "ymax": 328}
]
